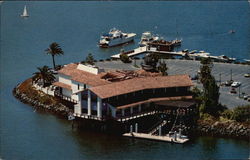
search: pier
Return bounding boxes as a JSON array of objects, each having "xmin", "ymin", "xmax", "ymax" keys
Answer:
[
  {"xmin": 111, "ymin": 46, "xmax": 185, "ymax": 59},
  {"xmin": 123, "ymin": 132, "xmax": 189, "ymax": 144},
  {"xmin": 110, "ymin": 46, "xmax": 239, "ymax": 63}
]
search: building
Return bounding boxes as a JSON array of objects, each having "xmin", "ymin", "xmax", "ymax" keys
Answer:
[{"xmin": 53, "ymin": 63, "xmax": 194, "ymax": 122}]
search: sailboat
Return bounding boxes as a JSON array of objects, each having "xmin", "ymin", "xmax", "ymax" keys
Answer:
[{"xmin": 21, "ymin": 5, "xmax": 29, "ymax": 18}]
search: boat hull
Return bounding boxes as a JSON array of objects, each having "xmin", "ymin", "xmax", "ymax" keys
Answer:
[{"xmin": 99, "ymin": 38, "xmax": 134, "ymax": 48}]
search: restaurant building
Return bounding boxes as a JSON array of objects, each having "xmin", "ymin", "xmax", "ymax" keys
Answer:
[{"xmin": 53, "ymin": 63, "xmax": 195, "ymax": 122}]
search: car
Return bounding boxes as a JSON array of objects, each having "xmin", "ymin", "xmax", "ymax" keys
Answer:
[
  {"xmin": 230, "ymin": 87, "xmax": 237, "ymax": 94},
  {"xmin": 231, "ymin": 82, "xmax": 241, "ymax": 87},
  {"xmin": 243, "ymin": 95, "xmax": 250, "ymax": 100},
  {"xmin": 225, "ymin": 80, "xmax": 234, "ymax": 86},
  {"xmin": 244, "ymin": 73, "xmax": 250, "ymax": 78},
  {"xmin": 191, "ymin": 74, "xmax": 199, "ymax": 80}
]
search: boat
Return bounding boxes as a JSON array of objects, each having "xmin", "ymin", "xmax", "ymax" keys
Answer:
[
  {"xmin": 171, "ymin": 38, "xmax": 182, "ymax": 46},
  {"xmin": 229, "ymin": 30, "xmax": 235, "ymax": 34},
  {"xmin": 139, "ymin": 31, "xmax": 159, "ymax": 47},
  {"xmin": 99, "ymin": 28, "xmax": 136, "ymax": 48},
  {"xmin": 20, "ymin": 5, "xmax": 29, "ymax": 18}
]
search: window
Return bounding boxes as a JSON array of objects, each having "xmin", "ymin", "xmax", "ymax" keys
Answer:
[
  {"xmin": 77, "ymin": 84, "xmax": 80, "ymax": 90},
  {"xmin": 84, "ymin": 84, "xmax": 86, "ymax": 89}
]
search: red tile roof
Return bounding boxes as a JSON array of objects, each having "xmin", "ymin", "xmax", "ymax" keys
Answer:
[
  {"xmin": 53, "ymin": 82, "xmax": 72, "ymax": 90},
  {"xmin": 116, "ymin": 96, "xmax": 193, "ymax": 109},
  {"xmin": 90, "ymin": 75, "xmax": 193, "ymax": 99},
  {"xmin": 58, "ymin": 63, "xmax": 110, "ymax": 87}
]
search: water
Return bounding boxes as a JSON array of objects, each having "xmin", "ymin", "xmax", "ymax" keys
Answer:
[{"xmin": 0, "ymin": 1, "xmax": 249, "ymax": 159}]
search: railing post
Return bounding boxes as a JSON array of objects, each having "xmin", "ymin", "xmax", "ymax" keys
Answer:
[{"xmin": 135, "ymin": 123, "xmax": 138, "ymax": 133}]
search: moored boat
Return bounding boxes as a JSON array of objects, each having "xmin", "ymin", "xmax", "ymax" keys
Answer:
[
  {"xmin": 99, "ymin": 28, "xmax": 136, "ymax": 48},
  {"xmin": 171, "ymin": 38, "xmax": 182, "ymax": 46},
  {"xmin": 139, "ymin": 31, "xmax": 159, "ymax": 47}
]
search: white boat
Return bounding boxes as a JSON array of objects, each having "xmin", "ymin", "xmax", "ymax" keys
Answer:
[
  {"xmin": 20, "ymin": 5, "xmax": 29, "ymax": 18},
  {"xmin": 99, "ymin": 28, "xmax": 136, "ymax": 48},
  {"xmin": 171, "ymin": 38, "xmax": 182, "ymax": 46},
  {"xmin": 139, "ymin": 31, "xmax": 159, "ymax": 46}
]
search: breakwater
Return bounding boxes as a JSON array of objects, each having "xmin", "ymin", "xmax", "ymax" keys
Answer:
[
  {"xmin": 196, "ymin": 120, "xmax": 250, "ymax": 140},
  {"xmin": 13, "ymin": 82, "xmax": 71, "ymax": 117}
]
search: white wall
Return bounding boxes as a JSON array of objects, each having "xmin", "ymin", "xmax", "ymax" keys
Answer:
[
  {"xmin": 62, "ymin": 88, "xmax": 72, "ymax": 98},
  {"xmin": 58, "ymin": 74, "xmax": 72, "ymax": 85},
  {"xmin": 77, "ymin": 64, "xmax": 104, "ymax": 75},
  {"xmin": 74, "ymin": 103, "xmax": 82, "ymax": 115}
]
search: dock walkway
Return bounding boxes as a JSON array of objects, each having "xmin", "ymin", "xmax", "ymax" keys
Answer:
[
  {"xmin": 123, "ymin": 132, "xmax": 189, "ymax": 144},
  {"xmin": 111, "ymin": 46, "xmax": 184, "ymax": 59}
]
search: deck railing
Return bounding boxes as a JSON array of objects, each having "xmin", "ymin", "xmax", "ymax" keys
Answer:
[{"xmin": 54, "ymin": 92, "xmax": 78, "ymax": 104}]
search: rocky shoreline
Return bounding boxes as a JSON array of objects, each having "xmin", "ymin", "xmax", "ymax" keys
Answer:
[
  {"xmin": 196, "ymin": 120, "xmax": 250, "ymax": 140},
  {"xmin": 13, "ymin": 80, "xmax": 250, "ymax": 140},
  {"xmin": 13, "ymin": 84, "xmax": 71, "ymax": 117}
]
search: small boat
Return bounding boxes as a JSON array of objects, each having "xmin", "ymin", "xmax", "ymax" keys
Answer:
[
  {"xmin": 229, "ymin": 30, "xmax": 235, "ymax": 34},
  {"xmin": 21, "ymin": 5, "xmax": 29, "ymax": 18},
  {"xmin": 139, "ymin": 31, "xmax": 159, "ymax": 47},
  {"xmin": 99, "ymin": 28, "xmax": 136, "ymax": 48},
  {"xmin": 171, "ymin": 38, "xmax": 182, "ymax": 46}
]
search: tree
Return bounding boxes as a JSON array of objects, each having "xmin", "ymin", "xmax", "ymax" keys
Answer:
[
  {"xmin": 120, "ymin": 54, "xmax": 131, "ymax": 63},
  {"xmin": 199, "ymin": 58, "xmax": 223, "ymax": 116},
  {"xmin": 142, "ymin": 53, "xmax": 159, "ymax": 71},
  {"xmin": 32, "ymin": 66, "xmax": 55, "ymax": 87},
  {"xmin": 85, "ymin": 53, "xmax": 95, "ymax": 65},
  {"xmin": 157, "ymin": 60, "xmax": 168, "ymax": 76},
  {"xmin": 45, "ymin": 42, "xmax": 64, "ymax": 69}
]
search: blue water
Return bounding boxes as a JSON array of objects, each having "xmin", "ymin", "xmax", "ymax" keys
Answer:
[{"xmin": 1, "ymin": 1, "xmax": 249, "ymax": 160}]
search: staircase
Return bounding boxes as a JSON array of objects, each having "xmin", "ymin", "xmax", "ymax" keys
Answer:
[{"xmin": 148, "ymin": 120, "xmax": 168, "ymax": 135}]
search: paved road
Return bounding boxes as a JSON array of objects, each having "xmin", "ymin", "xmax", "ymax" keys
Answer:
[{"xmin": 96, "ymin": 59, "xmax": 250, "ymax": 109}]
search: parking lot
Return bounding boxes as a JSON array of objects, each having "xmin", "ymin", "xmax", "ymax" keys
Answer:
[{"xmin": 96, "ymin": 59, "xmax": 250, "ymax": 109}]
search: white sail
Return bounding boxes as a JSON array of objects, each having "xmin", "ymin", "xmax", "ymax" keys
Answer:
[{"xmin": 21, "ymin": 5, "xmax": 29, "ymax": 17}]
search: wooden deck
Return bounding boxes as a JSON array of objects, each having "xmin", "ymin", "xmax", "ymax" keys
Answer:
[{"xmin": 123, "ymin": 132, "xmax": 189, "ymax": 144}]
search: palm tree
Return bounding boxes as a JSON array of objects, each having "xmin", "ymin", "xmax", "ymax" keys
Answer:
[
  {"xmin": 32, "ymin": 66, "xmax": 56, "ymax": 87},
  {"xmin": 45, "ymin": 42, "xmax": 64, "ymax": 69},
  {"xmin": 85, "ymin": 53, "xmax": 95, "ymax": 65}
]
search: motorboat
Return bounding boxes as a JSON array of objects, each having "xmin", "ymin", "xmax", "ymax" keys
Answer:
[
  {"xmin": 99, "ymin": 28, "xmax": 136, "ymax": 48},
  {"xmin": 139, "ymin": 31, "xmax": 159, "ymax": 47}
]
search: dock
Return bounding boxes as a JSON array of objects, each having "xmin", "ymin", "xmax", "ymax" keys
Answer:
[
  {"xmin": 111, "ymin": 46, "xmax": 185, "ymax": 59},
  {"xmin": 123, "ymin": 132, "xmax": 189, "ymax": 144},
  {"xmin": 110, "ymin": 47, "xmax": 238, "ymax": 63}
]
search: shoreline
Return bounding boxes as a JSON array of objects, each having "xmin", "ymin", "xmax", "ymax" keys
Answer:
[
  {"xmin": 13, "ymin": 77, "xmax": 250, "ymax": 140},
  {"xmin": 13, "ymin": 79, "xmax": 71, "ymax": 118}
]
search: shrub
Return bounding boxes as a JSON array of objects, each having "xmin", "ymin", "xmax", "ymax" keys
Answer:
[
  {"xmin": 120, "ymin": 54, "xmax": 131, "ymax": 63},
  {"xmin": 231, "ymin": 105, "xmax": 250, "ymax": 122},
  {"xmin": 221, "ymin": 109, "xmax": 233, "ymax": 120}
]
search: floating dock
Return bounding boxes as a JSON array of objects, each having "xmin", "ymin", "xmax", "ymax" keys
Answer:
[{"xmin": 123, "ymin": 132, "xmax": 189, "ymax": 144}]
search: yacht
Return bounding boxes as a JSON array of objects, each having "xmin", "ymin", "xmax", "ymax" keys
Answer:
[
  {"xmin": 139, "ymin": 31, "xmax": 159, "ymax": 46},
  {"xmin": 99, "ymin": 28, "xmax": 136, "ymax": 48}
]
